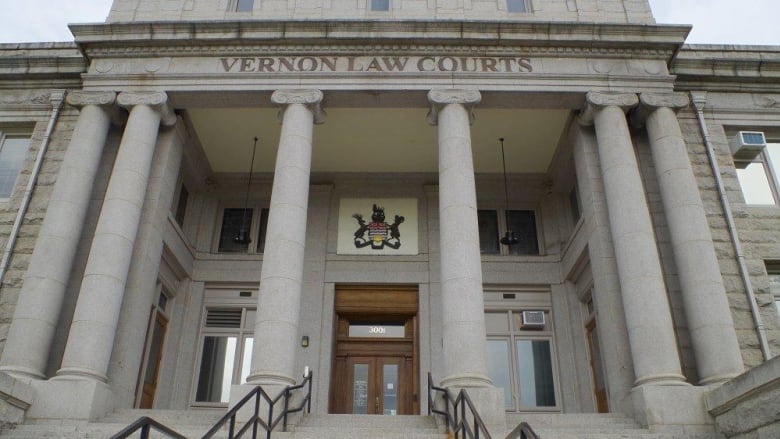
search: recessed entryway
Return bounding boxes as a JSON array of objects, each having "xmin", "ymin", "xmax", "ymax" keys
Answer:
[{"xmin": 329, "ymin": 285, "xmax": 419, "ymax": 415}]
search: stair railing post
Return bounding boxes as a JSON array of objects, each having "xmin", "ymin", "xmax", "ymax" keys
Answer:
[
  {"xmin": 283, "ymin": 387, "xmax": 291, "ymax": 431},
  {"xmin": 267, "ymin": 391, "xmax": 274, "ymax": 439},
  {"xmin": 140, "ymin": 424, "xmax": 150, "ymax": 439},
  {"xmin": 253, "ymin": 390, "xmax": 260, "ymax": 439},
  {"xmin": 229, "ymin": 414, "xmax": 236, "ymax": 438}
]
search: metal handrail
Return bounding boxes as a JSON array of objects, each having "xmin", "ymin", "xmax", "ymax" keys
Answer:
[
  {"xmin": 110, "ymin": 370, "xmax": 313, "ymax": 439},
  {"xmin": 110, "ymin": 416, "xmax": 187, "ymax": 439},
  {"xmin": 504, "ymin": 422, "xmax": 540, "ymax": 439},
  {"xmin": 202, "ymin": 370, "xmax": 314, "ymax": 439},
  {"xmin": 427, "ymin": 372, "xmax": 491, "ymax": 439}
]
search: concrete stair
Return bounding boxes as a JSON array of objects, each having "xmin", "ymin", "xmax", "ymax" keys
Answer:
[
  {"xmin": 0, "ymin": 411, "xmax": 728, "ymax": 439},
  {"xmin": 502, "ymin": 413, "xmax": 726, "ymax": 439}
]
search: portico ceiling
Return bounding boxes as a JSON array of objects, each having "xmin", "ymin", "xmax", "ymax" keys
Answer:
[{"xmin": 188, "ymin": 107, "xmax": 570, "ymax": 174}]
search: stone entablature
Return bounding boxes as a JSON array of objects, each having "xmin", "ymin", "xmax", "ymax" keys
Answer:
[{"xmin": 107, "ymin": 0, "xmax": 655, "ymax": 24}]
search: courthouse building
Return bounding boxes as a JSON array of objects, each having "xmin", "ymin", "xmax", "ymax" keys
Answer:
[{"xmin": 0, "ymin": 0, "xmax": 779, "ymax": 437}]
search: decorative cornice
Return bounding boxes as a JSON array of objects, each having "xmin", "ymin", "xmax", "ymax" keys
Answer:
[
  {"xmin": 117, "ymin": 91, "xmax": 177, "ymax": 126},
  {"xmin": 271, "ymin": 89, "xmax": 325, "ymax": 124},
  {"xmin": 578, "ymin": 92, "xmax": 638, "ymax": 125},
  {"xmin": 427, "ymin": 89, "xmax": 481, "ymax": 125}
]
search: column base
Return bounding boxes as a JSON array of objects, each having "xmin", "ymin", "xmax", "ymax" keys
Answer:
[
  {"xmin": 624, "ymin": 384, "xmax": 715, "ymax": 435},
  {"xmin": 26, "ymin": 379, "xmax": 113, "ymax": 421}
]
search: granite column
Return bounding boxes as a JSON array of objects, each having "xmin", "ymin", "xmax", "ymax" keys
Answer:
[
  {"xmin": 638, "ymin": 92, "xmax": 743, "ymax": 385},
  {"xmin": 56, "ymin": 92, "xmax": 176, "ymax": 382},
  {"xmin": 0, "ymin": 91, "xmax": 120, "ymax": 380},
  {"xmin": 247, "ymin": 89, "xmax": 324, "ymax": 386},
  {"xmin": 580, "ymin": 92, "xmax": 686, "ymax": 387}
]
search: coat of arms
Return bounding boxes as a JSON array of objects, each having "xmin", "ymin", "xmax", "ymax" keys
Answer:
[{"xmin": 352, "ymin": 204, "xmax": 405, "ymax": 250}]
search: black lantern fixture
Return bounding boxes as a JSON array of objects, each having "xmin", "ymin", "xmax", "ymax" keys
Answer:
[
  {"xmin": 499, "ymin": 137, "xmax": 519, "ymax": 246},
  {"xmin": 234, "ymin": 136, "xmax": 258, "ymax": 245}
]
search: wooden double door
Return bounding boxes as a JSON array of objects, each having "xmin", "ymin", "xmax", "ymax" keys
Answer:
[{"xmin": 330, "ymin": 286, "xmax": 418, "ymax": 415}]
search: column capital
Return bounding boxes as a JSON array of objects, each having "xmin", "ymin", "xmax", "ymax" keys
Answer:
[
  {"xmin": 117, "ymin": 91, "xmax": 177, "ymax": 126},
  {"xmin": 67, "ymin": 91, "xmax": 125, "ymax": 126},
  {"xmin": 427, "ymin": 89, "xmax": 481, "ymax": 126},
  {"xmin": 271, "ymin": 89, "xmax": 326, "ymax": 124},
  {"xmin": 630, "ymin": 92, "xmax": 690, "ymax": 128},
  {"xmin": 579, "ymin": 92, "xmax": 638, "ymax": 126}
]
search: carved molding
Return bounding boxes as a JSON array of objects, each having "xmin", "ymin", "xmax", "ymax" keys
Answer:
[
  {"xmin": 117, "ymin": 91, "xmax": 177, "ymax": 126},
  {"xmin": 579, "ymin": 92, "xmax": 638, "ymax": 125},
  {"xmin": 427, "ymin": 89, "xmax": 481, "ymax": 126},
  {"xmin": 640, "ymin": 93, "xmax": 690, "ymax": 110},
  {"xmin": 271, "ymin": 89, "xmax": 326, "ymax": 124},
  {"xmin": 66, "ymin": 91, "xmax": 116, "ymax": 108},
  {"xmin": 0, "ymin": 91, "xmax": 52, "ymax": 106},
  {"xmin": 754, "ymin": 95, "xmax": 780, "ymax": 108}
]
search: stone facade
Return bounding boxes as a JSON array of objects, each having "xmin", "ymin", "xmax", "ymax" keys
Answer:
[{"xmin": 0, "ymin": 1, "xmax": 778, "ymax": 437}]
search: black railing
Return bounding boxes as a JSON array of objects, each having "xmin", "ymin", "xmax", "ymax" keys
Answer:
[
  {"xmin": 504, "ymin": 422, "xmax": 540, "ymax": 439},
  {"xmin": 427, "ymin": 372, "xmax": 491, "ymax": 439},
  {"xmin": 111, "ymin": 416, "xmax": 188, "ymax": 439},
  {"xmin": 427, "ymin": 372, "xmax": 539, "ymax": 439},
  {"xmin": 111, "ymin": 370, "xmax": 313, "ymax": 439}
]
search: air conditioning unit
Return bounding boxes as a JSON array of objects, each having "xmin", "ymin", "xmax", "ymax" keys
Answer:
[
  {"xmin": 520, "ymin": 311, "xmax": 545, "ymax": 329},
  {"xmin": 730, "ymin": 131, "xmax": 766, "ymax": 160}
]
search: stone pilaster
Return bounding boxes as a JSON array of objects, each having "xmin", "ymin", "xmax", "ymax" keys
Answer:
[
  {"xmin": 427, "ymin": 89, "xmax": 492, "ymax": 389},
  {"xmin": 580, "ymin": 92, "xmax": 687, "ymax": 387},
  {"xmin": 247, "ymin": 89, "xmax": 324, "ymax": 386},
  {"xmin": 55, "ymin": 91, "xmax": 175, "ymax": 383},
  {"xmin": 637, "ymin": 92, "xmax": 744, "ymax": 385},
  {"xmin": 0, "ymin": 91, "xmax": 120, "ymax": 380}
]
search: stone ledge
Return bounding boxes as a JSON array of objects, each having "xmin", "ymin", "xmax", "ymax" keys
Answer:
[
  {"xmin": 706, "ymin": 355, "xmax": 780, "ymax": 415},
  {"xmin": 0, "ymin": 372, "xmax": 33, "ymax": 425}
]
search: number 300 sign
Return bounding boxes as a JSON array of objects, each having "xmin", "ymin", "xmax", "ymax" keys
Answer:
[{"xmin": 369, "ymin": 326, "xmax": 386, "ymax": 334}]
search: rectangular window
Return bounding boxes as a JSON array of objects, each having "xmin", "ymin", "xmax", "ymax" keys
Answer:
[
  {"xmin": 195, "ymin": 307, "xmax": 255, "ymax": 404},
  {"xmin": 569, "ymin": 185, "xmax": 581, "ymax": 224},
  {"xmin": 370, "ymin": 0, "xmax": 390, "ymax": 11},
  {"xmin": 485, "ymin": 309, "xmax": 558, "ymax": 411},
  {"xmin": 218, "ymin": 208, "xmax": 253, "ymax": 253},
  {"xmin": 505, "ymin": 210, "xmax": 539, "ymax": 255},
  {"xmin": 256, "ymin": 208, "xmax": 269, "ymax": 253},
  {"xmin": 0, "ymin": 133, "xmax": 31, "ymax": 199},
  {"xmin": 236, "ymin": 0, "xmax": 254, "ymax": 12},
  {"xmin": 735, "ymin": 141, "xmax": 780, "ymax": 205},
  {"xmin": 478, "ymin": 209, "xmax": 540, "ymax": 255},
  {"xmin": 506, "ymin": 0, "xmax": 528, "ymax": 13}
]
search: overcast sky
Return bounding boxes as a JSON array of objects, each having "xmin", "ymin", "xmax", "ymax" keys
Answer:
[{"xmin": 0, "ymin": 0, "xmax": 778, "ymax": 45}]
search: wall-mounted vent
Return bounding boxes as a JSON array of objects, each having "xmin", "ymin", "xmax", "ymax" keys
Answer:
[
  {"xmin": 730, "ymin": 131, "xmax": 766, "ymax": 160},
  {"xmin": 205, "ymin": 309, "xmax": 242, "ymax": 328},
  {"xmin": 520, "ymin": 310, "xmax": 545, "ymax": 329}
]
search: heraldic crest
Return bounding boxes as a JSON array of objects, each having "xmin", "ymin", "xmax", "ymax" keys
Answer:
[{"xmin": 352, "ymin": 204, "xmax": 405, "ymax": 250}]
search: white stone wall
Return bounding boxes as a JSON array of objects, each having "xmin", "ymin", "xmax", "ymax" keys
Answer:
[{"xmin": 106, "ymin": 0, "xmax": 655, "ymax": 23}]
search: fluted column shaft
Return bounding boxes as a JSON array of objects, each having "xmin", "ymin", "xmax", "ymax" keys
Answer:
[
  {"xmin": 0, "ymin": 92, "xmax": 119, "ymax": 380},
  {"xmin": 248, "ymin": 90, "xmax": 324, "ymax": 386},
  {"xmin": 580, "ymin": 92, "xmax": 686, "ymax": 387},
  {"xmin": 56, "ymin": 92, "xmax": 176, "ymax": 382},
  {"xmin": 640, "ymin": 93, "xmax": 744, "ymax": 384},
  {"xmin": 428, "ymin": 89, "xmax": 492, "ymax": 388}
]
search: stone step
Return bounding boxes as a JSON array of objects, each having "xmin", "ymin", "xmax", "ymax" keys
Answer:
[
  {"xmin": 297, "ymin": 414, "xmax": 439, "ymax": 429},
  {"xmin": 100, "ymin": 408, "xmax": 226, "ymax": 426}
]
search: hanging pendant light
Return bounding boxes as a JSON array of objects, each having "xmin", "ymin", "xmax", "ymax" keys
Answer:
[
  {"xmin": 234, "ymin": 136, "xmax": 258, "ymax": 245},
  {"xmin": 499, "ymin": 137, "xmax": 519, "ymax": 246}
]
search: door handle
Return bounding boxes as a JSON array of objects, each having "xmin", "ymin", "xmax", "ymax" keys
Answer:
[{"xmin": 375, "ymin": 396, "xmax": 380, "ymax": 413}]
